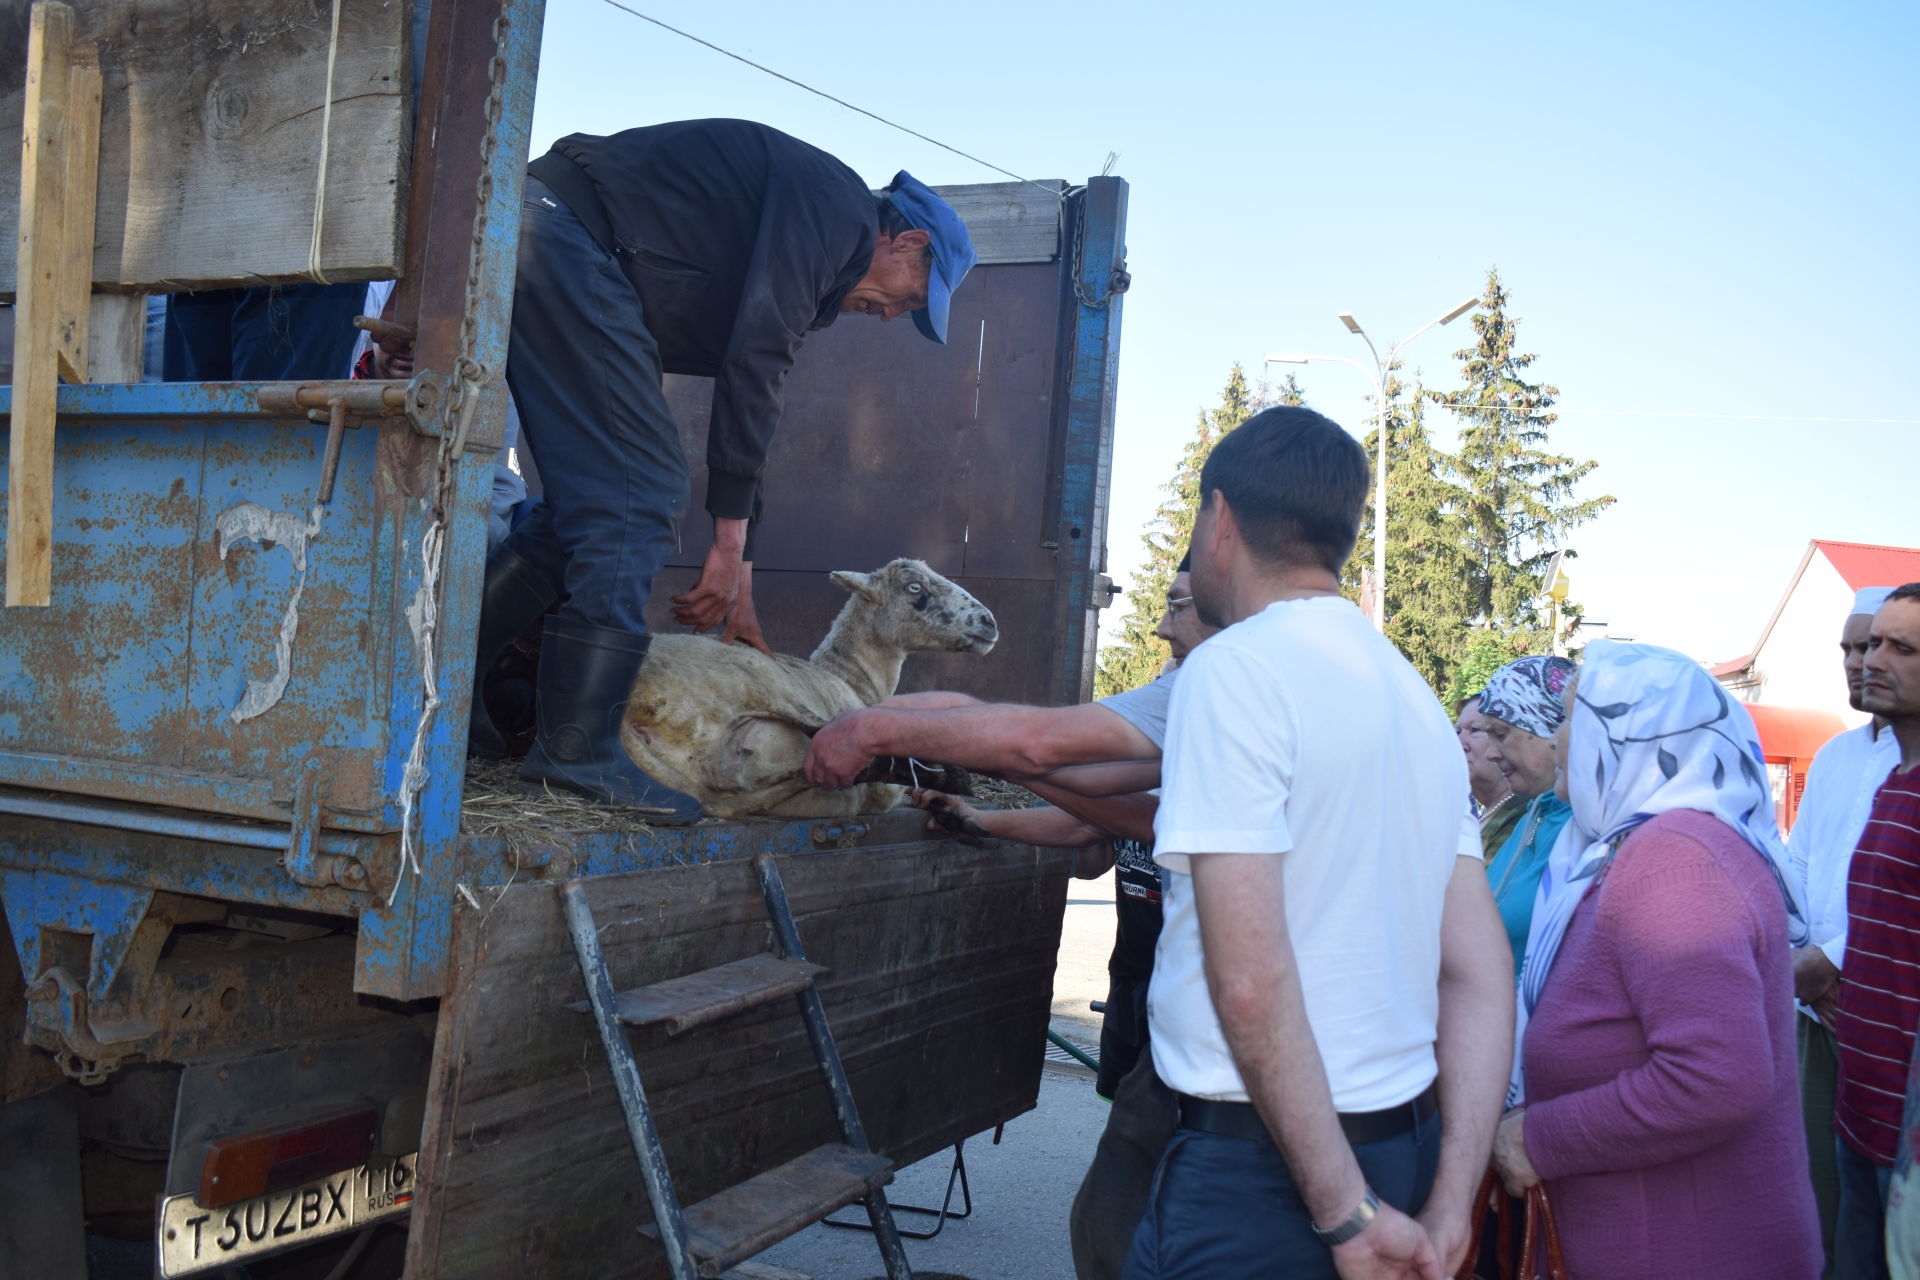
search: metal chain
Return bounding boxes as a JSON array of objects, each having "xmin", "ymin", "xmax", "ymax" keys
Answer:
[
  {"xmin": 1068, "ymin": 188, "xmax": 1129, "ymax": 311},
  {"xmin": 392, "ymin": 13, "xmax": 511, "ymax": 904}
]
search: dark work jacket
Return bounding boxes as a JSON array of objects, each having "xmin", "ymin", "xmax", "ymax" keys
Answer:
[{"xmin": 529, "ymin": 119, "xmax": 878, "ymax": 522}]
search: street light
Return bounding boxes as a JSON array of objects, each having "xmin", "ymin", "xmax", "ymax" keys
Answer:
[{"xmin": 1265, "ymin": 293, "xmax": 1479, "ymax": 630}]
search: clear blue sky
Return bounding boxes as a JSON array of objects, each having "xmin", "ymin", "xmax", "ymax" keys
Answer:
[{"xmin": 528, "ymin": 0, "xmax": 1917, "ymax": 664}]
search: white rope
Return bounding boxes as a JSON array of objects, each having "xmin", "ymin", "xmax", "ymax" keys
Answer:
[
  {"xmin": 306, "ymin": 0, "xmax": 344, "ymax": 283},
  {"xmin": 390, "ymin": 518, "xmax": 443, "ymax": 906}
]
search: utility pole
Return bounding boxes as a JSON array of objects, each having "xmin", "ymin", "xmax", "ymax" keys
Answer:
[{"xmin": 1266, "ymin": 293, "xmax": 1478, "ymax": 631}]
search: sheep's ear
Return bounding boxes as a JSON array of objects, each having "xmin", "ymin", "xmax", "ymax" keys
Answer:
[{"xmin": 830, "ymin": 570, "xmax": 879, "ymax": 600}]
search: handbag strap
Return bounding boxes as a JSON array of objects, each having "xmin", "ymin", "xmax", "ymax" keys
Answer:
[
  {"xmin": 1452, "ymin": 1171, "xmax": 1569, "ymax": 1280},
  {"xmin": 1525, "ymin": 1184, "xmax": 1569, "ymax": 1280}
]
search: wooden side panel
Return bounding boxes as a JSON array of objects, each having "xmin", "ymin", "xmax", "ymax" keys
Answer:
[
  {"xmin": 925, "ymin": 180, "xmax": 1064, "ymax": 265},
  {"xmin": 407, "ymin": 841, "xmax": 1072, "ymax": 1280},
  {"xmin": 0, "ymin": 0, "xmax": 408, "ymax": 294}
]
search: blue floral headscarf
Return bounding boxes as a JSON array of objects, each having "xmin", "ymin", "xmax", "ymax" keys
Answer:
[{"xmin": 1509, "ymin": 639, "xmax": 1808, "ymax": 1102}]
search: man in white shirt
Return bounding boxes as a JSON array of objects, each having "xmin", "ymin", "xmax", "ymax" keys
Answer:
[
  {"xmin": 1122, "ymin": 407, "xmax": 1512, "ymax": 1280},
  {"xmin": 1791, "ymin": 584, "xmax": 1901, "ymax": 1275}
]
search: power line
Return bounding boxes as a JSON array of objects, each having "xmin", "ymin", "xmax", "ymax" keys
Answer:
[{"xmin": 590, "ymin": 0, "xmax": 1062, "ymax": 197}]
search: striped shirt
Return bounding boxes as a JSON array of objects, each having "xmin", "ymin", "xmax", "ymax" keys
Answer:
[{"xmin": 1836, "ymin": 768, "xmax": 1920, "ymax": 1165}]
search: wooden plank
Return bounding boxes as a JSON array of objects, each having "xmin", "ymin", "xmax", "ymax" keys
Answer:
[
  {"xmin": 579, "ymin": 953, "xmax": 829, "ymax": 1035},
  {"xmin": 7, "ymin": 0, "xmax": 74, "ymax": 608},
  {"xmin": 928, "ymin": 180, "xmax": 1065, "ymax": 265},
  {"xmin": 637, "ymin": 1142, "xmax": 890, "ymax": 1273},
  {"xmin": 83, "ymin": 293, "xmax": 142, "ymax": 382},
  {"xmin": 0, "ymin": 0, "xmax": 407, "ymax": 295},
  {"xmin": 52, "ymin": 43, "xmax": 96, "ymax": 382},
  {"xmin": 406, "ymin": 841, "xmax": 1072, "ymax": 1280}
]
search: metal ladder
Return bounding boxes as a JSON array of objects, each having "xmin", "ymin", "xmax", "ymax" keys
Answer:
[{"xmin": 562, "ymin": 853, "xmax": 914, "ymax": 1280}]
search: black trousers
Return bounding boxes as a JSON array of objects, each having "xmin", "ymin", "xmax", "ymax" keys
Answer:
[{"xmin": 499, "ymin": 175, "xmax": 690, "ymax": 634}]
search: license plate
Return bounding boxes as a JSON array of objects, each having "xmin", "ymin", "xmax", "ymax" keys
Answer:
[{"xmin": 156, "ymin": 1153, "xmax": 418, "ymax": 1277}]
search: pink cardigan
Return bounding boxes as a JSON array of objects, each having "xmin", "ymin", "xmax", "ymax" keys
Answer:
[{"xmin": 1522, "ymin": 809, "xmax": 1821, "ymax": 1280}]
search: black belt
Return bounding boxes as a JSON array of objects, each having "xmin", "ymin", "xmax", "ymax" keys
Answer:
[{"xmin": 1176, "ymin": 1083, "xmax": 1438, "ymax": 1147}]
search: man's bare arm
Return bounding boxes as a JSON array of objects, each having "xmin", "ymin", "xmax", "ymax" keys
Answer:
[
  {"xmin": 941, "ymin": 799, "xmax": 1103, "ymax": 847},
  {"xmin": 1023, "ymin": 778, "xmax": 1159, "ymax": 845},
  {"xmin": 805, "ymin": 702, "xmax": 1158, "ymax": 788},
  {"xmin": 1191, "ymin": 853, "xmax": 1441, "ymax": 1280},
  {"xmin": 1414, "ymin": 856, "xmax": 1515, "ymax": 1275},
  {"xmin": 1037, "ymin": 759, "xmax": 1163, "ymax": 800}
]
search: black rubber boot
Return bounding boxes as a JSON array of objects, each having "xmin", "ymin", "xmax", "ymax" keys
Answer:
[
  {"xmin": 518, "ymin": 617, "xmax": 703, "ymax": 822},
  {"xmin": 467, "ymin": 549, "xmax": 563, "ymax": 760}
]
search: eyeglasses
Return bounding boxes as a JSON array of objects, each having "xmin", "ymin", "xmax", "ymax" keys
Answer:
[{"xmin": 1165, "ymin": 595, "xmax": 1195, "ymax": 615}]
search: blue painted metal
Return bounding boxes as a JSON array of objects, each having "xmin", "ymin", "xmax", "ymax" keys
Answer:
[
  {"xmin": 0, "ymin": 872, "xmax": 155, "ymax": 1010},
  {"xmin": 0, "ymin": 0, "xmax": 1127, "ymax": 1030},
  {"xmin": 0, "ymin": 787, "xmax": 364, "ymax": 858},
  {"xmin": 1050, "ymin": 179, "xmax": 1130, "ymax": 705}
]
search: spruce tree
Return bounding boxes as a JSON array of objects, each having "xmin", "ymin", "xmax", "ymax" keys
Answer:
[
  {"xmin": 1094, "ymin": 364, "xmax": 1261, "ymax": 696},
  {"xmin": 1341, "ymin": 376, "xmax": 1479, "ymax": 691},
  {"xmin": 1430, "ymin": 268, "xmax": 1614, "ymax": 637}
]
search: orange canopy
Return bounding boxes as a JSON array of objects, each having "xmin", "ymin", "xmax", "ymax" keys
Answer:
[{"xmin": 1743, "ymin": 703, "xmax": 1846, "ymax": 762}]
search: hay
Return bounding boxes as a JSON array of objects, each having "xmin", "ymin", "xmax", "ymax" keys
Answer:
[
  {"xmin": 970, "ymin": 776, "xmax": 1042, "ymax": 810},
  {"xmin": 459, "ymin": 758, "xmax": 663, "ymax": 849}
]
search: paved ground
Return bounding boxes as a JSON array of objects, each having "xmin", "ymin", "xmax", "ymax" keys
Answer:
[{"xmin": 759, "ymin": 867, "xmax": 1123, "ymax": 1280}]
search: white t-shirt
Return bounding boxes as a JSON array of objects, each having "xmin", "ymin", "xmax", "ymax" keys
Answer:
[{"xmin": 1149, "ymin": 595, "xmax": 1474, "ymax": 1111}]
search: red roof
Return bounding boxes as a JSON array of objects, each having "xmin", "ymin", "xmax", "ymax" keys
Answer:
[
  {"xmin": 1743, "ymin": 703, "xmax": 1845, "ymax": 762},
  {"xmin": 1814, "ymin": 540, "xmax": 1920, "ymax": 592},
  {"xmin": 1709, "ymin": 654, "xmax": 1753, "ymax": 677}
]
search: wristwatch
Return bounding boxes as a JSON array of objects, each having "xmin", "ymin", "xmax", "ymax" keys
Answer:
[{"xmin": 1311, "ymin": 1188, "xmax": 1380, "ymax": 1245}]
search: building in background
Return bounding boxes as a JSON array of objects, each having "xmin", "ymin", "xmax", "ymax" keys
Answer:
[{"xmin": 1713, "ymin": 539, "xmax": 1920, "ymax": 829}]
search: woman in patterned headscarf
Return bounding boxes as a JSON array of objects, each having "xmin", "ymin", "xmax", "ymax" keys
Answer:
[
  {"xmin": 1478, "ymin": 655, "xmax": 1578, "ymax": 970},
  {"xmin": 1489, "ymin": 640, "xmax": 1819, "ymax": 1280}
]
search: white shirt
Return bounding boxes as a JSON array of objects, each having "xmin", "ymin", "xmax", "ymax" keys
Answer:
[
  {"xmin": 1788, "ymin": 721, "xmax": 1900, "ymax": 1016},
  {"xmin": 1148, "ymin": 596, "xmax": 1474, "ymax": 1111}
]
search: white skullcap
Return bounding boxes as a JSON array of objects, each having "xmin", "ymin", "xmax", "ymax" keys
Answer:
[{"xmin": 1853, "ymin": 586, "xmax": 1896, "ymax": 616}]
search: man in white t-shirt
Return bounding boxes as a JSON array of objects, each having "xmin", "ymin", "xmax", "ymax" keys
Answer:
[{"xmin": 1123, "ymin": 406, "xmax": 1512, "ymax": 1280}]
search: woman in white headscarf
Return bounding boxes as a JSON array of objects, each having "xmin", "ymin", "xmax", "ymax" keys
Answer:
[{"xmin": 1489, "ymin": 640, "xmax": 1820, "ymax": 1280}]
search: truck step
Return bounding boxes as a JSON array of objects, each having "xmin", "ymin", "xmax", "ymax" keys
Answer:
[
  {"xmin": 639, "ymin": 1142, "xmax": 893, "ymax": 1276},
  {"xmin": 570, "ymin": 953, "xmax": 828, "ymax": 1035}
]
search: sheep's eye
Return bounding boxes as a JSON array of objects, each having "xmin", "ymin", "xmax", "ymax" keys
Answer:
[{"xmin": 907, "ymin": 582, "xmax": 923, "ymax": 594}]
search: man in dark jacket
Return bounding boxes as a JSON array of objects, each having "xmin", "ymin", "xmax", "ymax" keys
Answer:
[{"xmin": 471, "ymin": 119, "xmax": 976, "ymax": 816}]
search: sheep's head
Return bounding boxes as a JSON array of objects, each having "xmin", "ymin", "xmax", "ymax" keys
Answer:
[{"xmin": 830, "ymin": 559, "xmax": 998, "ymax": 655}]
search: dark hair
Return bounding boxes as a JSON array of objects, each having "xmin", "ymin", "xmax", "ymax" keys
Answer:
[
  {"xmin": 1197, "ymin": 406, "xmax": 1368, "ymax": 573},
  {"xmin": 1890, "ymin": 582, "xmax": 1920, "ymax": 606},
  {"xmin": 876, "ymin": 185, "xmax": 935, "ymax": 267},
  {"xmin": 1176, "ymin": 550, "xmax": 1192, "ymax": 574}
]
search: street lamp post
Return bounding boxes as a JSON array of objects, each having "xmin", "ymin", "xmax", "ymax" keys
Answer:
[{"xmin": 1265, "ymin": 294, "xmax": 1478, "ymax": 631}]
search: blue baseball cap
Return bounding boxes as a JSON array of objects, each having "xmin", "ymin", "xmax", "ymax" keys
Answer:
[{"xmin": 885, "ymin": 171, "xmax": 977, "ymax": 344}]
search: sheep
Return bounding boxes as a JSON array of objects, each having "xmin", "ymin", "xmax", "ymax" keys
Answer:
[{"xmin": 620, "ymin": 559, "xmax": 998, "ymax": 819}]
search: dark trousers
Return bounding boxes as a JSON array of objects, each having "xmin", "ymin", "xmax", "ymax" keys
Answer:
[
  {"xmin": 499, "ymin": 175, "xmax": 689, "ymax": 634},
  {"xmin": 1836, "ymin": 1135, "xmax": 1893, "ymax": 1280},
  {"xmin": 1121, "ymin": 1106, "xmax": 1439, "ymax": 1280},
  {"xmin": 1071, "ymin": 1052, "xmax": 1178, "ymax": 1280},
  {"xmin": 162, "ymin": 282, "xmax": 366, "ymax": 381},
  {"xmin": 1804, "ymin": 1016, "xmax": 1844, "ymax": 1276}
]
